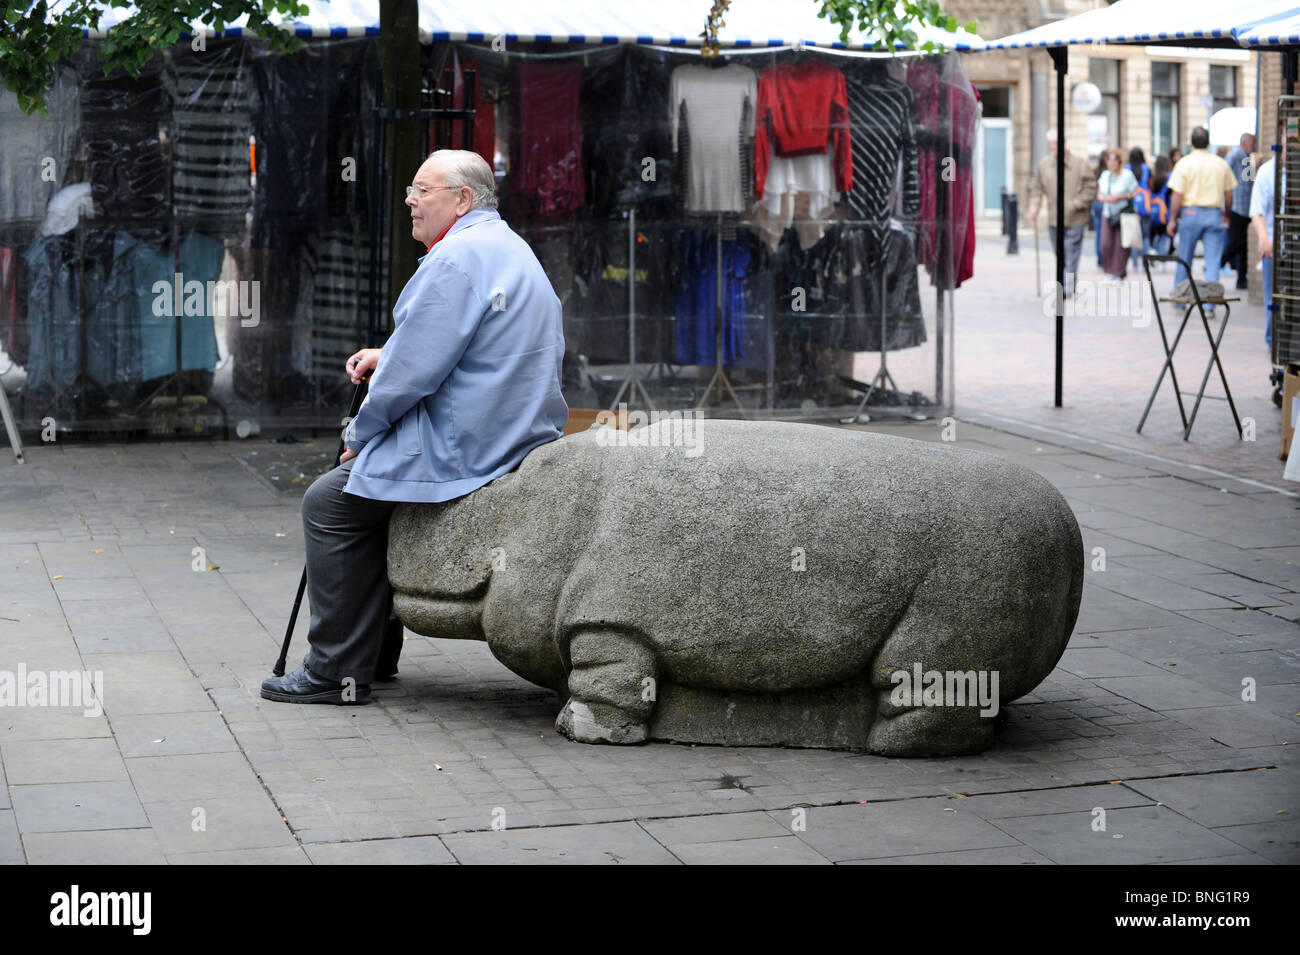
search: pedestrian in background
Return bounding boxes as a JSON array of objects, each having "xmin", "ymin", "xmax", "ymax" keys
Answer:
[
  {"xmin": 1166, "ymin": 126, "xmax": 1237, "ymax": 299},
  {"xmin": 1126, "ymin": 147, "xmax": 1152, "ymax": 272},
  {"xmin": 1146, "ymin": 154, "xmax": 1174, "ymax": 264},
  {"xmin": 1222, "ymin": 132, "xmax": 1257, "ymax": 290},
  {"xmin": 1249, "ymin": 151, "xmax": 1279, "ymax": 346},
  {"xmin": 1090, "ymin": 153, "xmax": 1107, "ymax": 268},
  {"xmin": 1097, "ymin": 148, "xmax": 1137, "ymax": 281},
  {"xmin": 1029, "ymin": 128, "xmax": 1096, "ymax": 297}
]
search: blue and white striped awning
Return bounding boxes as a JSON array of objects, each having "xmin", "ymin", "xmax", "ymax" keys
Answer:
[
  {"xmin": 83, "ymin": 0, "xmax": 985, "ymax": 50},
  {"xmin": 1235, "ymin": 8, "xmax": 1300, "ymax": 46},
  {"xmin": 984, "ymin": 0, "xmax": 1298, "ymax": 49}
]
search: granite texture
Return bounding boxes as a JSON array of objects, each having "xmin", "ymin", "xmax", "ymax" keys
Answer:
[{"xmin": 388, "ymin": 419, "xmax": 1084, "ymax": 754}]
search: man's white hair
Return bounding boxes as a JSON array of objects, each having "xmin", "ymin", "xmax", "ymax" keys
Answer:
[{"xmin": 429, "ymin": 149, "xmax": 498, "ymax": 210}]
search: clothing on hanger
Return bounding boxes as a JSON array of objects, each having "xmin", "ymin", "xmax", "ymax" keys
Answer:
[
  {"xmin": 674, "ymin": 225, "xmax": 749, "ymax": 366},
  {"xmin": 841, "ymin": 67, "xmax": 920, "ymax": 257},
  {"xmin": 754, "ymin": 59, "xmax": 851, "ymax": 200},
  {"xmin": 670, "ymin": 63, "xmax": 757, "ymax": 213},
  {"xmin": 515, "ymin": 61, "xmax": 586, "ymax": 219}
]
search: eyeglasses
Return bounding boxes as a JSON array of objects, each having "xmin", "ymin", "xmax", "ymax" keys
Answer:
[{"xmin": 405, "ymin": 184, "xmax": 461, "ymax": 199}]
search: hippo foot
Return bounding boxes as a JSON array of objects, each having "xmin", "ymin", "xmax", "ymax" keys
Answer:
[
  {"xmin": 555, "ymin": 630, "xmax": 658, "ymax": 745},
  {"xmin": 556, "ymin": 699, "xmax": 648, "ymax": 744},
  {"xmin": 867, "ymin": 704, "xmax": 997, "ymax": 757}
]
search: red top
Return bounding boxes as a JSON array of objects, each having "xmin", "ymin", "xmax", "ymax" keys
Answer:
[
  {"xmin": 425, "ymin": 218, "xmax": 456, "ymax": 253},
  {"xmin": 754, "ymin": 61, "xmax": 852, "ymax": 199}
]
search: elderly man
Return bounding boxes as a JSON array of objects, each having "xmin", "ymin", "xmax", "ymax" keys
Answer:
[
  {"xmin": 1028, "ymin": 129, "xmax": 1094, "ymax": 297},
  {"xmin": 261, "ymin": 149, "xmax": 568, "ymax": 704},
  {"xmin": 1222, "ymin": 132, "xmax": 1257, "ymax": 289},
  {"xmin": 1166, "ymin": 126, "xmax": 1238, "ymax": 295}
]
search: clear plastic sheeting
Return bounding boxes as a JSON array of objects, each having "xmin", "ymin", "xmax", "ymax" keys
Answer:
[
  {"xmin": 0, "ymin": 35, "xmax": 972, "ymax": 440},
  {"xmin": 0, "ymin": 38, "xmax": 377, "ymax": 438},
  {"xmin": 448, "ymin": 41, "xmax": 971, "ymax": 417}
]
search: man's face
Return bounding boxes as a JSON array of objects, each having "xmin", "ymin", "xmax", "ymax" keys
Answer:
[
  {"xmin": 1243, "ymin": 134, "xmax": 1257, "ymax": 154},
  {"xmin": 1046, "ymin": 135, "xmax": 1059, "ymax": 156},
  {"xmin": 406, "ymin": 157, "xmax": 474, "ymax": 246}
]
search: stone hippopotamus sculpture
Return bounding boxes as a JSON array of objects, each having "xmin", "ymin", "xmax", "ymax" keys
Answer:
[{"xmin": 387, "ymin": 417, "xmax": 1084, "ymax": 755}]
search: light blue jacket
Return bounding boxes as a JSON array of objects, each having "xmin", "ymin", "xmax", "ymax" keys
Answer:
[{"xmin": 342, "ymin": 208, "xmax": 567, "ymax": 502}]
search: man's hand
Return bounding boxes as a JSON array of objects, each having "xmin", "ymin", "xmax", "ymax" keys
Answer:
[
  {"xmin": 339, "ymin": 448, "xmax": 358, "ymax": 464},
  {"xmin": 1260, "ymin": 235, "xmax": 1274, "ymax": 258},
  {"xmin": 345, "ymin": 348, "xmax": 382, "ymax": 384},
  {"xmin": 1166, "ymin": 220, "xmax": 1177, "ymax": 237},
  {"xmin": 1029, "ymin": 206, "xmax": 1038, "ymax": 221}
]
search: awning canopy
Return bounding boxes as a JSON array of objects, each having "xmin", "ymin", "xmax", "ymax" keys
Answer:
[
  {"xmin": 985, "ymin": 0, "xmax": 1298, "ymax": 50},
  {"xmin": 1237, "ymin": 9, "xmax": 1300, "ymax": 47},
  {"xmin": 85, "ymin": 0, "xmax": 985, "ymax": 50}
]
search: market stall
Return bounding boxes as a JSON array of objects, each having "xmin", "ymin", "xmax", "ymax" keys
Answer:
[{"xmin": 0, "ymin": 1, "xmax": 986, "ymax": 439}]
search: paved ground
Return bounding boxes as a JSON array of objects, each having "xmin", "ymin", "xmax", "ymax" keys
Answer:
[
  {"xmin": 1, "ymin": 401, "xmax": 1296, "ymax": 864},
  {"xmin": 955, "ymin": 226, "xmax": 1289, "ymax": 491}
]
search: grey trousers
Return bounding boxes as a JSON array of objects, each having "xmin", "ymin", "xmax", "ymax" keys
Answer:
[
  {"xmin": 1048, "ymin": 224, "xmax": 1085, "ymax": 294},
  {"xmin": 300, "ymin": 462, "xmax": 398, "ymax": 684}
]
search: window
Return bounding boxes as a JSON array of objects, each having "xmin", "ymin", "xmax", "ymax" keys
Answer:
[
  {"xmin": 1210, "ymin": 64, "xmax": 1237, "ymax": 114},
  {"xmin": 1089, "ymin": 59, "xmax": 1122, "ymax": 155},
  {"xmin": 1152, "ymin": 61, "xmax": 1181, "ymax": 157},
  {"xmin": 977, "ymin": 86, "xmax": 1011, "ymax": 118}
]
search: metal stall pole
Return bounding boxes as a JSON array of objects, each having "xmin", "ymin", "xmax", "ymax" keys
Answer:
[
  {"xmin": 1050, "ymin": 46, "xmax": 1067, "ymax": 408},
  {"xmin": 696, "ymin": 214, "xmax": 745, "ymax": 414},
  {"xmin": 610, "ymin": 207, "xmax": 656, "ymax": 411}
]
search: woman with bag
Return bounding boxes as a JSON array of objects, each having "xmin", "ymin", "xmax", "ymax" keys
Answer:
[
  {"xmin": 1097, "ymin": 149, "xmax": 1137, "ymax": 281},
  {"xmin": 1126, "ymin": 147, "xmax": 1152, "ymax": 271}
]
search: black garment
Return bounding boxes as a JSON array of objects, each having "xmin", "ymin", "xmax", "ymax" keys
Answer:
[
  {"xmin": 297, "ymin": 226, "xmax": 373, "ymax": 387},
  {"xmin": 251, "ymin": 40, "xmax": 374, "ymax": 245},
  {"xmin": 841, "ymin": 65, "xmax": 920, "ymax": 254},
  {"xmin": 166, "ymin": 41, "xmax": 254, "ymax": 237},
  {"xmin": 77, "ymin": 49, "xmax": 169, "ymax": 234},
  {"xmin": 1224, "ymin": 210, "xmax": 1251, "ymax": 288},
  {"xmin": 776, "ymin": 224, "xmax": 924, "ymax": 352},
  {"xmin": 567, "ymin": 219, "xmax": 676, "ymax": 365},
  {"xmin": 581, "ymin": 47, "xmax": 675, "ymax": 216},
  {"xmin": 828, "ymin": 227, "xmax": 925, "ymax": 352}
]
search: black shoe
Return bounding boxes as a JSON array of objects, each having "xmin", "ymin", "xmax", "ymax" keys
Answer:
[{"xmin": 261, "ymin": 665, "xmax": 371, "ymax": 704}]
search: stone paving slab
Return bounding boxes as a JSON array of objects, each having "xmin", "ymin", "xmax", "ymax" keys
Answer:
[
  {"xmin": 22, "ymin": 828, "xmax": 168, "ymax": 865},
  {"xmin": 846, "ymin": 844, "xmax": 1057, "ymax": 865},
  {"xmin": 991, "ymin": 805, "xmax": 1255, "ymax": 864},
  {"xmin": 2, "ymin": 414, "xmax": 1298, "ymax": 863},
  {"xmin": 10, "ymin": 781, "xmax": 149, "ymax": 833},
  {"xmin": 441, "ymin": 821, "xmax": 681, "ymax": 865},
  {"xmin": 304, "ymin": 835, "xmax": 456, "ymax": 865},
  {"xmin": 0, "ymin": 739, "xmax": 129, "ymax": 785}
]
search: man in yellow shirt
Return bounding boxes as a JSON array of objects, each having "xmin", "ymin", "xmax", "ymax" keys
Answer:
[{"xmin": 1166, "ymin": 126, "xmax": 1238, "ymax": 292}]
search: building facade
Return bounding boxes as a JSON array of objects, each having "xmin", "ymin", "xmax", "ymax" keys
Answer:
[{"xmin": 951, "ymin": 1, "xmax": 1262, "ymax": 220}]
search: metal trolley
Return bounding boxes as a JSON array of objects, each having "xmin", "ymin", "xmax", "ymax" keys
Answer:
[{"xmin": 1271, "ymin": 96, "xmax": 1300, "ymax": 400}]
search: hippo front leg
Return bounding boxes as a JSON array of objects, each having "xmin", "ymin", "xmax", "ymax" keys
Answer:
[{"xmin": 555, "ymin": 630, "xmax": 657, "ymax": 744}]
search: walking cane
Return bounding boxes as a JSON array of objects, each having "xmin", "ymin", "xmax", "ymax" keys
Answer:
[
  {"xmin": 273, "ymin": 377, "xmax": 369, "ymax": 677},
  {"xmin": 1033, "ymin": 212, "xmax": 1042, "ymax": 297}
]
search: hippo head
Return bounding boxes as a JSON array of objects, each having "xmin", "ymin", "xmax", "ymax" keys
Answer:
[{"xmin": 388, "ymin": 495, "xmax": 496, "ymax": 641}]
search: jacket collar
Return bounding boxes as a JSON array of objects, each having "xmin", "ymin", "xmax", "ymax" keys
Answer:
[{"xmin": 418, "ymin": 207, "xmax": 501, "ymax": 262}]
